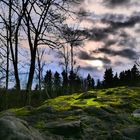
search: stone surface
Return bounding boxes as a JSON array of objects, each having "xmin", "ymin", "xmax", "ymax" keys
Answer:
[
  {"xmin": 77, "ymin": 92, "xmax": 97, "ymax": 99},
  {"xmin": 0, "ymin": 116, "xmax": 44, "ymax": 140},
  {"xmin": 46, "ymin": 120, "xmax": 82, "ymax": 136},
  {"xmin": 122, "ymin": 126, "xmax": 140, "ymax": 140},
  {"xmin": 132, "ymin": 109, "xmax": 140, "ymax": 118}
]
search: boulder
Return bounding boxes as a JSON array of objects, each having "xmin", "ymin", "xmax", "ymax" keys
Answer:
[
  {"xmin": 101, "ymin": 106, "xmax": 117, "ymax": 114},
  {"xmin": 77, "ymin": 92, "xmax": 97, "ymax": 99},
  {"xmin": 0, "ymin": 116, "xmax": 44, "ymax": 140},
  {"xmin": 132, "ymin": 109, "xmax": 140, "ymax": 118},
  {"xmin": 46, "ymin": 120, "xmax": 82, "ymax": 136},
  {"xmin": 84, "ymin": 106, "xmax": 109, "ymax": 116},
  {"xmin": 121, "ymin": 126, "xmax": 140, "ymax": 140}
]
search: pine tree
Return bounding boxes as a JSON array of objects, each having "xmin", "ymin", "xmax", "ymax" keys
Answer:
[
  {"xmin": 54, "ymin": 71, "xmax": 61, "ymax": 96},
  {"xmin": 131, "ymin": 64, "xmax": 140, "ymax": 85},
  {"xmin": 75, "ymin": 75, "xmax": 82, "ymax": 92},
  {"xmin": 96, "ymin": 79, "xmax": 102, "ymax": 89},
  {"xmin": 61, "ymin": 70, "xmax": 68, "ymax": 94},
  {"xmin": 86, "ymin": 74, "xmax": 93, "ymax": 90},
  {"xmin": 92, "ymin": 78, "xmax": 95, "ymax": 89},
  {"xmin": 103, "ymin": 68, "xmax": 114, "ymax": 88},
  {"xmin": 119, "ymin": 71, "xmax": 125, "ymax": 86},
  {"xmin": 113, "ymin": 73, "xmax": 119, "ymax": 87},
  {"xmin": 69, "ymin": 70, "xmax": 77, "ymax": 93},
  {"xmin": 44, "ymin": 70, "xmax": 53, "ymax": 97}
]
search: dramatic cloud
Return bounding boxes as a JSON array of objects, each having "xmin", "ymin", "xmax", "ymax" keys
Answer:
[
  {"xmin": 80, "ymin": 66, "xmax": 99, "ymax": 72},
  {"xmin": 98, "ymin": 48, "xmax": 138, "ymax": 60},
  {"xmin": 78, "ymin": 51, "xmax": 111, "ymax": 64},
  {"xmin": 103, "ymin": 0, "xmax": 130, "ymax": 7},
  {"xmin": 102, "ymin": 12, "xmax": 140, "ymax": 28}
]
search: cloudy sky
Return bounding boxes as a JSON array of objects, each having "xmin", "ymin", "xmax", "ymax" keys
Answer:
[
  {"xmin": 71, "ymin": 0, "xmax": 140, "ymax": 79},
  {"xmin": 43, "ymin": 0, "xmax": 140, "ymax": 80}
]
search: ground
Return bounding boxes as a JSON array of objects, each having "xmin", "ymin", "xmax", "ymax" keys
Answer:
[{"xmin": 1, "ymin": 86, "xmax": 140, "ymax": 140}]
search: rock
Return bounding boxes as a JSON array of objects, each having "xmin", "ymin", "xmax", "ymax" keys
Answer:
[
  {"xmin": 77, "ymin": 92, "xmax": 97, "ymax": 99},
  {"xmin": 84, "ymin": 106, "xmax": 109, "ymax": 116},
  {"xmin": 46, "ymin": 120, "xmax": 82, "ymax": 136},
  {"xmin": 132, "ymin": 109, "xmax": 140, "ymax": 118},
  {"xmin": 101, "ymin": 106, "xmax": 117, "ymax": 114},
  {"xmin": 105, "ymin": 91, "xmax": 114, "ymax": 95},
  {"xmin": 121, "ymin": 126, "xmax": 140, "ymax": 140},
  {"xmin": 0, "ymin": 116, "xmax": 44, "ymax": 140}
]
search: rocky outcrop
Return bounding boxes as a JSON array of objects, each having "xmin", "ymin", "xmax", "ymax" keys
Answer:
[
  {"xmin": 0, "ymin": 116, "xmax": 44, "ymax": 140},
  {"xmin": 46, "ymin": 120, "xmax": 82, "ymax": 136},
  {"xmin": 132, "ymin": 109, "xmax": 140, "ymax": 118}
]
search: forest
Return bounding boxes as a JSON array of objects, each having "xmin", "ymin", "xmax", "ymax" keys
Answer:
[{"xmin": 1, "ymin": 0, "xmax": 140, "ymax": 140}]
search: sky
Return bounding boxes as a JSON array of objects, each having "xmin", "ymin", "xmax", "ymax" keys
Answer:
[
  {"xmin": 19, "ymin": 0, "xmax": 140, "ymax": 82},
  {"xmin": 61, "ymin": 0, "xmax": 140, "ymax": 80}
]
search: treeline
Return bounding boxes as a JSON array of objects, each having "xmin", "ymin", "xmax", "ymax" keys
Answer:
[
  {"xmin": 40, "ymin": 64, "xmax": 140, "ymax": 98},
  {"xmin": 97, "ymin": 64, "xmax": 140, "ymax": 88},
  {"xmin": 36, "ymin": 70, "xmax": 95, "ymax": 98}
]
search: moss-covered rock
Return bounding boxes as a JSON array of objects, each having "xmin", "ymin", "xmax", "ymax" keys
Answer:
[
  {"xmin": 1, "ymin": 86, "xmax": 140, "ymax": 139},
  {"xmin": 0, "ymin": 116, "xmax": 44, "ymax": 140}
]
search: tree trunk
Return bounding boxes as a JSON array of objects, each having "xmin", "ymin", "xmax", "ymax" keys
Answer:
[
  {"xmin": 27, "ymin": 50, "xmax": 36, "ymax": 91},
  {"xmin": 6, "ymin": 28, "xmax": 9, "ymax": 90},
  {"xmin": 71, "ymin": 45, "xmax": 74, "ymax": 72}
]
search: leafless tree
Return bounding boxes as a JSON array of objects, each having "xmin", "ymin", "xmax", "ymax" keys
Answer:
[{"xmin": 0, "ymin": 0, "xmax": 29, "ymax": 90}]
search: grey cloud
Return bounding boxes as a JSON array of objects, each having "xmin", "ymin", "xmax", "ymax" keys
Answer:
[
  {"xmin": 103, "ymin": 0, "xmax": 130, "ymax": 7},
  {"xmin": 118, "ymin": 37, "xmax": 137, "ymax": 48},
  {"xmin": 102, "ymin": 12, "xmax": 140, "ymax": 28},
  {"xmin": 78, "ymin": 51, "xmax": 111, "ymax": 64},
  {"xmin": 77, "ymin": 27, "xmax": 113, "ymax": 41},
  {"xmin": 79, "ymin": 12, "xmax": 140, "ymax": 43},
  {"xmin": 103, "ymin": 39, "xmax": 117, "ymax": 48},
  {"xmin": 80, "ymin": 66, "xmax": 99, "ymax": 72},
  {"xmin": 98, "ymin": 48, "xmax": 138, "ymax": 60}
]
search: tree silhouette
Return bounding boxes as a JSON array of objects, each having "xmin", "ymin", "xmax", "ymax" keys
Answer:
[
  {"xmin": 61, "ymin": 70, "xmax": 68, "ymax": 94},
  {"xmin": 86, "ymin": 74, "xmax": 94, "ymax": 90},
  {"xmin": 44, "ymin": 70, "xmax": 53, "ymax": 97},
  {"xmin": 113, "ymin": 72, "xmax": 119, "ymax": 87},
  {"xmin": 54, "ymin": 71, "xmax": 61, "ymax": 97},
  {"xmin": 96, "ymin": 79, "xmax": 102, "ymax": 89},
  {"xmin": 131, "ymin": 64, "xmax": 140, "ymax": 85},
  {"xmin": 103, "ymin": 68, "xmax": 114, "ymax": 88},
  {"xmin": 69, "ymin": 70, "xmax": 77, "ymax": 93}
]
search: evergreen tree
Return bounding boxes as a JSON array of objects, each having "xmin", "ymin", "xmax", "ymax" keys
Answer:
[
  {"xmin": 119, "ymin": 71, "xmax": 125, "ymax": 85},
  {"xmin": 92, "ymin": 78, "xmax": 95, "ymax": 89},
  {"xmin": 124, "ymin": 70, "xmax": 131, "ymax": 85},
  {"xmin": 103, "ymin": 68, "xmax": 114, "ymax": 88},
  {"xmin": 61, "ymin": 70, "xmax": 68, "ymax": 94},
  {"xmin": 131, "ymin": 64, "xmax": 140, "ymax": 85},
  {"xmin": 96, "ymin": 79, "xmax": 102, "ymax": 89},
  {"xmin": 69, "ymin": 70, "xmax": 77, "ymax": 93},
  {"xmin": 75, "ymin": 75, "xmax": 82, "ymax": 92},
  {"xmin": 113, "ymin": 73, "xmax": 119, "ymax": 87},
  {"xmin": 54, "ymin": 71, "xmax": 61, "ymax": 97},
  {"xmin": 44, "ymin": 70, "xmax": 53, "ymax": 97},
  {"xmin": 86, "ymin": 74, "xmax": 94, "ymax": 90}
]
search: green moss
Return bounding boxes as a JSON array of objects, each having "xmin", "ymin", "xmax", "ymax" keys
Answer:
[
  {"xmin": 34, "ymin": 86, "xmax": 140, "ymax": 114},
  {"xmin": 64, "ymin": 115, "xmax": 80, "ymax": 121},
  {"xmin": 129, "ymin": 116, "xmax": 140, "ymax": 124},
  {"xmin": 8, "ymin": 107, "xmax": 30, "ymax": 116},
  {"xmin": 34, "ymin": 120, "xmax": 46, "ymax": 129}
]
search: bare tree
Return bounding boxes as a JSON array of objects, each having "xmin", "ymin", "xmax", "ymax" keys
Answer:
[
  {"xmin": 36, "ymin": 48, "xmax": 47, "ymax": 90},
  {"xmin": 23, "ymin": 0, "xmax": 75, "ymax": 91},
  {"xmin": 59, "ymin": 24, "xmax": 86, "ymax": 72},
  {"xmin": 0, "ymin": 0, "xmax": 29, "ymax": 90}
]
